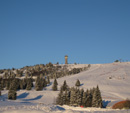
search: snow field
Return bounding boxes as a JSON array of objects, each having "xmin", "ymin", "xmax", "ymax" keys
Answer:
[{"xmin": 0, "ymin": 62, "xmax": 130, "ymax": 113}]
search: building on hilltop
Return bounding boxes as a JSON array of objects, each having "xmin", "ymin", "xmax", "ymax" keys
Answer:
[{"xmin": 65, "ymin": 55, "xmax": 68, "ymax": 64}]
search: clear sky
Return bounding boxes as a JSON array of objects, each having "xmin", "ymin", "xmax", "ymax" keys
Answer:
[{"xmin": 0, "ymin": 0, "xmax": 130, "ymax": 69}]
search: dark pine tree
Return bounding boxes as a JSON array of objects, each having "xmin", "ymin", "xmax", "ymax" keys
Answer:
[
  {"xmin": 26, "ymin": 78, "xmax": 32, "ymax": 90},
  {"xmin": 56, "ymin": 89, "xmax": 63, "ymax": 105},
  {"xmin": 64, "ymin": 89, "xmax": 70, "ymax": 105},
  {"xmin": 76, "ymin": 89, "xmax": 82, "ymax": 106},
  {"xmin": 52, "ymin": 78, "xmax": 58, "ymax": 91},
  {"xmin": 80, "ymin": 88, "xmax": 84, "ymax": 106},
  {"xmin": 61, "ymin": 80, "xmax": 68, "ymax": 91},
  {"xmin": 70, "ymin": 87, "xmax": 77, "ymax": 106},
  {"xmin": 92, "ymin": 85, "xmax": 103, "ymax": 108},
  {"xmin": 75, "ymin": 79, "xmax": 80, "ymax": 87},
  {"xmin": 82, "ymin": 91, "xmax": 87, "ymax": 107},
  {"xmin": 47, "ymin": 76, "xmax": 50, "ymax": 84},
  {"xmin": 35, "ymin": 76, "xmax": 43, "ymax": 91},
  {"xmin": 86, "ymin": 90, "xmax": 92, "ymax": 107},
  {"xmin": 43, "ymin": 77, "xmax": 47, "ymax": 88},
  {"xmin": 8, "ymin": 80, "xmax": 17, "ymax": 100},
  {"xmin": 0, "ymin": 79, "xmax": 4, "ymax": 90},
  {"xmin": 20, "ymin": 79, "xmax": 27, "ymax": 89}
]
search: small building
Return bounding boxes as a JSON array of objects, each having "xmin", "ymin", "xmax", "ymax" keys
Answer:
[{"xmin": 65, "ymin": 55, "xmax": 68, "ymax": 64}]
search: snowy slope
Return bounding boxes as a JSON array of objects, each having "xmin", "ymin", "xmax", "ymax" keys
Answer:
[
  {"xmin": 57, "ymin": 62, "xmax": 130, "ymax": 101},
  {"xmin": 0, "ymin": 62, "xmax": 130, "ymax": 113}
]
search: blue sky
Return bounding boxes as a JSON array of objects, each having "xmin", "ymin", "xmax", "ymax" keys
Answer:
[{"xmin": 0, "ymin": 0, "xmax": 130, "ymax": 69}]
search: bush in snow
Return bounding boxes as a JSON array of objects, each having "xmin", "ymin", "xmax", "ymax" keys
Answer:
[
  {"xmin": 8, "ymin": 90, "xmax": 17, "ymax": 100},
  {"xmin": 112, "ymin": 99, "xmax": 130, "ymax": 109}
]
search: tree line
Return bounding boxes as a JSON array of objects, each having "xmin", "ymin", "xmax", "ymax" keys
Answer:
[
  {"xmin": 0, "ymin": 63, "xmax": 91, "ymax": 79},
  {"xmin": 55, "ymin": 80, "xmax": 103, "ymax": 108},
  {"xmin": 0, "ymin": 74, "xmax": 50, "ymax": 100}
]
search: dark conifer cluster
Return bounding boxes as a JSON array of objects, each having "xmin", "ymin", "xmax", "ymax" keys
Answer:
[
  {"xmin": 0, "ymin": 77, "xmax": 34, "ymax": 91},
  {"xmin": 56, "ymin": 81, "xmax": 102, "ymax": 108},
  {"xmin": 0, "ymin": 63, "xmax": 90, "ymax": 80},
  {"xmin": 0, "ymin": 75, "xmax": 50, "ymax": 100},
  {"xmin": 35, "ymin": 74, "xmax": 47, "ymax": 91}
]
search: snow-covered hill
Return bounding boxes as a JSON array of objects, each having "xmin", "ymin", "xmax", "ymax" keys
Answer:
[
  {"xmin": 0, "ymin": 62, "xmax": 130, "ymax": 113},
  {"xmin": 58, "ymin": 62, "xmax": 130, "ymax": 101}
]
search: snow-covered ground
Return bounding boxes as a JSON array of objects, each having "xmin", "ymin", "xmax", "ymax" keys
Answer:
[{"xmin": 0, "ymin": 62, "xmax": 130, "ymax": 113}]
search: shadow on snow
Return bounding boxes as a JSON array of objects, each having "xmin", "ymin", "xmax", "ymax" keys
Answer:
[
  {"xmin": 80, "ymin": 83, "xmax": 84, "ymax": 86},
  {"xmin": 46, "ymin": 82, "xmax": 52, "ymax": 87},
  {"xmin": 55, "ymin": 106, "xmax": 65, "ymax": 111},
  {"xmin": 23, "ymin": 95, "xmax": 43, "ymax": 101},
  {"xmin": 17, "ymin": 92, "xmax": 29, "ymax": 99},
  {"xmin": 102, "ymin": 100, "xmax": 111, "ymax": 108}
]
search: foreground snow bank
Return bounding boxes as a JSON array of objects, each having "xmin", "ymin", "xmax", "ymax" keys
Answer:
[
  {"xmin": 0, "ymin": 104, "xmax": 130, "ymax": 113},
  {"xmin": 2, "ymin": 110, "xmax": 44, "ymax": 113}
]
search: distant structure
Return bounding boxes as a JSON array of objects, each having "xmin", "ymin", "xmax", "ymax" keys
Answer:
[{"xmin": 65, "ymin": 55, "xmax": 68, "ymax": 64}]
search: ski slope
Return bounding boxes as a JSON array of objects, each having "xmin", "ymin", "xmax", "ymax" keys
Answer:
[
  {"xmin": 0, "ymin": 62, "xmax": 130, "ymax": 113},
  {"xmin": 57, "ymin": 62, "xmax": 130, "ymax": 101}
]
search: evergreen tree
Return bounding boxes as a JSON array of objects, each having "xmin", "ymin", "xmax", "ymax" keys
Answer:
[
  {"xmin": 92, "ymin": 85, "xmax": 102, "ymax": 108},
  {"xmin": 43, "ymin": 77, "xmax": 47, "ymax": 87},
  {"xmin": 82, "ymin": 91, "xmax": 87, "ymax": 107},
  {"xmin": 40, "ymin": 74, "xmax": 44, "ymax": 88},
  {"xmin": 35, "ymin": 76, "xmax": 43, "ymax": 91},
  {"xmin": 10, "ymin": 72, "xmax": 16, "ymax": 78},
  {"xmin": 62, "ymin": 91, "xmax": 66, "ymax": 105},
  {"xmin": 15, "ymin": 78, "xmax": 20, "ymax": 90},
  {"xmin": 26, "ymin": 78, "xmax": 32, "ymax": 90},
  {"xmin": 61, "ymin": 89, "xmax": 70, "ymax": 105},
  {"xmin": 8, "ymin": 80, "xmax": 17, "ymax": 100},
  {"xmin": 5, "ymin": 79, "xmax": 11, "ymax": 90},
  {"xmin": 88, "ymin": 64, "xmax": 91, "ymax": 68},
  {"xmin": 56, "ymin": 89, "xmax": 63, "ymax": 105},
  {"xmin": 3, "ymin": 72, "xmax": 8, "ymax": 79},
  {"xmin": 65, "ymin": 89, "xmax": 70, "ymax": 105},
  {"xmin": 47, "ymin": 76, "xmax": 50, "ymax": 84},
  {"xmin": 25, "ymin": 72, "xmax": 29, "ymax": 78},
  {"xmin": 30, "ymin": 76, "xmax": 34, "ymax": 87},
  {"xmin": 16, "ymin": 69, "xmax": 22, "ymax": 77},
  {"xmin": 52, "ymin": 78, "xmax": 58, "ymax": 91},
  {"xmin": 0, "ymin": 79, "xmax": 4, "ymax": 90},
  {"xmin": 19, "ymin": 79, "xmax": 24, "ymax": 89},
  {"xmin": 76, "ymin": 89, "xmax": 82, "ymax": 106},
  {"xmin": 75, "ymin": 79, "xmax": 80, "ymax": 87},
  {"xmin": 86, "ymin": 91, "xmax": 92, "ymax": 107},
  {"xmin": 20, "ymin": 79, "xmax": 27, "ymax": 89},
  {"xmin": 70, "ymin": 87, "xmax": 77, "ymax": 106},
  {"xmin": 80, "ymin": 88, "xmax": 84, "ymax": 106},
  {"xmin": 61, "ymin": 80, "xmax": 68, "ymax": 91}
]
